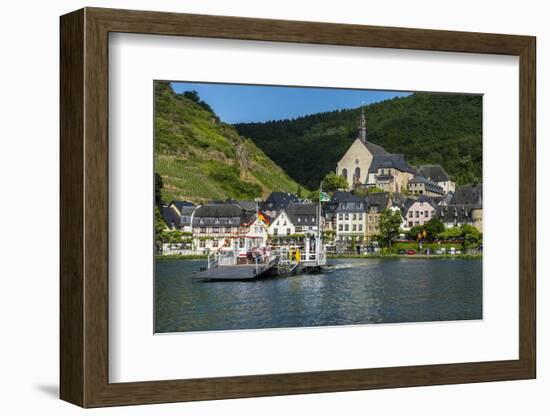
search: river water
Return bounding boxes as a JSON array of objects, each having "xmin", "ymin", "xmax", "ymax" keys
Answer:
[{"xmin": 155, "ymin": 258, "xmax": 482, "ymax": 333}]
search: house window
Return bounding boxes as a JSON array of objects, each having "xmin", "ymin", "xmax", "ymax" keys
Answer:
[
  {"xmin": 342, "ymin": 168, "xmax": 348, "ymax": 181},
  {"xmin": 424, "ymin": 210, "xmax": 428, "ymax": 217},
  {"xmin": 273, "ymin": 228, "xmax": 278, "ymax": 236},
  {"xmin": 338, "ymin": 224, "xmax": 343, "ymax": 231},
  {"xmin": 358, "ymin": 213, "xmax": 362, "ymax": 220},
  {"xmin": 352, "ymin": 213, "xmax": 356, "ymax": 220},
  {"xmin": 408, "ymin": 211, "xmax": 413, "ymax": 218},
  {"xmin": 225, "ymin": 227, "xmax": 231, "ymax": 233},
  {"xmin": 368, "ymin": 215, "xmax": 372, "ymax": 222},
  {"xmin": 199, "ymin": 240, "xmax": 205, "ymax": 248},
  {"xmin": 415, "ymin": 221, "xmax": 419, "ymax": 226},
  {"xmin": 408, "ymin": 221, "xmax": 413, "ymax": 227},
  {"xmin": 345, "ymin": 213, "xmax": 349, "ymax": 220},
  {"xmin": 338, "ymin": 213, "xmax": 343, "ymax": 220},
  {"xmin": 352, "ymin": 224, "xmax": 356, "ymax": 231},
  {"xmin": 286, "ymin": 228, "xmax": 291, "ymax": 235},
  {"xmin": 345, "ymin": 224, "xmax": 349, "ymax": 231},
  {"xmin": 415, "ymin": 211, "xmax": 419, "ymax": 218},
  {"xmin": 212, "ymin": 227, "xmax": 219, "ymax": 233},
  {"xmin": 200, "ymin": 227, "xmax": 206, "ymax": 234},
  {"xmin": 359, "ymin": 224, "xmax": 363, "ymax": 231},
  {"xmin": 276, "ymin": 220, "xmax": 280, "ymax": 226},
  {"xmin": 368, "ymin": 226, "xmax": 372, "ymax": 232},
  {"xmin": 212, "ymin": 240, "xmax": 218, "ymax": 247}
]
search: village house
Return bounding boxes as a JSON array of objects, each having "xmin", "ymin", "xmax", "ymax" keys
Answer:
[
  {"xmin": 436, "ymin": 183, "xmax": 483, "ymax": 231},
  {"xmin": 365, "ymin": 153, "xmax": 416, "ymax": 193},
  {"xmin": 268, "ymin": 203, "xmax": 318, "ymax": 237},
  {"xmin": 334, "ymin": 195, "xmax": 366, "ymax": 246},
  {"xmin": 417, "ymin": 165, "xmax": 456, "ymax": 194},
  {"xmin": 192, "ymin": 203, "xmax": 267, "ymax": 253},
  {"xmin": 160, "ymin": 200, "xmax": 196, "ymax": 232},
  {"xmin": 403, "ymin": 194, "xmax": 437, "ymax": 228},
  {"xmin": 261, "ymin": 191, "xmax": 299, "ymax": 219},
  {"xmin": 408, "ymin": 175, "xmax": 445, "ymax": 197},
  {"xmin": 364, "ymin": 192, "xmax": 392, "ymax": 241}
]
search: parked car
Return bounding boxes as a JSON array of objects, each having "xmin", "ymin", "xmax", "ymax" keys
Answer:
[
  {"xmin": 406, "ymin": 249, "xmax": 417, "ymax": 255},
  {"xmin": 398, "ymin": 249, "xmax": 406, "ymax": 255},
  {"xmin": 435, "ymin": 248, "xmax": 445, "ymax": 255},
  {"xmin": 449, "ymin": 247, "xmax": 456, "ymax": 255}
]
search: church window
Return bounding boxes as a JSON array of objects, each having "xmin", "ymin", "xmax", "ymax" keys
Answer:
[
  {"xmin": 342, "ymin": 168, "xmax": 348, "ymax": 181},
  {"xmin": 354, "ymin": 167, "xmax": 361, "ymax": 183}
]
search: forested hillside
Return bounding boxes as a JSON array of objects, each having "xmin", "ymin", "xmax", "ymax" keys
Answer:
[
  {"xmin": 155, "ymin": 82, "xmax": 300, "ymax": 203},
  {"xmin": 235, "ymin": 93, "xmax": 482, "ymax": 189}
]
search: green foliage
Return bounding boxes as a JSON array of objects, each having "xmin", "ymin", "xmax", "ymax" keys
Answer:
[
  {"xmin": 235, "ymin": 93, "xmax": 482, "ymax": 188},
  {"xmin": 154, "ymin": 81, "xmax": 301, "ymax": 202},
  {"xmin": 322, "ymin": 172, "xmax": 348, "ymax": 192},
  {"xmin": 378, "ymin": 209, "xmax": 403, "ymax": 247},
  {"xmin": 155, "ymin": 206, "xmax": 167, "ymax": 238},
  {"xmin": 407, "ymin": 218, "xmax": 445, "ymax": 241},
  {"xmin": 155, "ymin": 173, "xmax": 164, "ymax": 206},
  {"xmin": 158, "ymin": 230, "xmax": 190, "ymax": 244},
  {"xmin": 353, "ymin": 186, "xmax": 384, "ymax": 197},
  {"xmin": 461, "ymin": 224, "xmax": 483, "ymax": 249},
  {"xmin": 406, "ymin": 223, "xmax": 482, "ymax": 250},
  {"xmin": 182, "ymin": 90, "xmax": 216, "ymax": 115}
]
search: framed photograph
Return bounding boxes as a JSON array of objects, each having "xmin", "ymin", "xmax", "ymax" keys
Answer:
[{"xmin": 60, "ymin": 7, "xmax": 536, "ymax": 408}]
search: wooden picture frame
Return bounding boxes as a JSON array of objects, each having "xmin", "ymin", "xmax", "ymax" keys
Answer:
[{"xmin": 60, "ymin": 7, "xmax": 536, "ymax": 408}]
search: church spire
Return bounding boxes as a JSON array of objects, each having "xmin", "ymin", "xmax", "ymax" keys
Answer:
[{"xmin": 358, "ymin": 106, "xmax": 367, "ymax": 143}]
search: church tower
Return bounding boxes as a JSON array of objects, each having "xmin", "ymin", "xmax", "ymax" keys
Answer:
[{"xmin": 358, "ymin": 107, "xmax": 367, "ymax": 143}]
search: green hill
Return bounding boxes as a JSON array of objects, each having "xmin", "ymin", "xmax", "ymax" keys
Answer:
[
  {"xmin": 235, "ymin": 93, "xmax": 482, "ymax": 189},
  {"xmin": 155, "ymin": 82, "xmax": 301, "ymax": 203}
]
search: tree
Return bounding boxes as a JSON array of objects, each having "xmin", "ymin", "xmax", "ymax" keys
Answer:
[
  {"xmin": 378, "ymin": 209, "xmax": 402, "ymax": 247},
  {"xmin": 461, "ymin": 224, "xmax": 482, "ymax": 249},
  {"xmin": 424, "ymin": 218, "xmax": 445, "ymax": 240},
  {"xmin": 322, "ymin": 172, "xmax": 348, "ymax": 192},
  {"xmin": 155, "ymin": 172, "xmax": 164, "ymax": 207}
]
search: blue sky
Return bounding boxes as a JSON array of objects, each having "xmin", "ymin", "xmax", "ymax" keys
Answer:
[{"xmin": 170, "ymin": 81, "xmax": 411, "ymax": 124}]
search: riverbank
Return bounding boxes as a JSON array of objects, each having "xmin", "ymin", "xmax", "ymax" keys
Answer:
[
  {"xmin": 327, "ymin": 253, "xmax": 482, "ymax": 260},
  {"xmin": 155, "ymin": 254, "xmax": 208, "ymax": 260},
  {"xmin": 156, "ymin": 253, "xmax": 482, "ymax": 261}
]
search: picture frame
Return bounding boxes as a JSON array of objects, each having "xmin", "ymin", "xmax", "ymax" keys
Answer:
[{"xmin": 60, "ymin": 7, "xmax": 536, "ymax": 408}]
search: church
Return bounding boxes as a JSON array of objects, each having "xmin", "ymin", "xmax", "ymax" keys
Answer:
[{"xmin": 336, "ymin": 109, "xmax": 452, "ymax": 195}]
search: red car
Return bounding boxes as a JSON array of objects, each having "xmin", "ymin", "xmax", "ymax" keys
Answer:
[{"xmin": 406, "ymin": 249, "xmax": 417, "ymax": 255}]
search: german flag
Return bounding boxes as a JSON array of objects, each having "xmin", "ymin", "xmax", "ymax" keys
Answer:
[{"xmin": 258, "ymin": 210, "xmax": 270, "ymax": 225}]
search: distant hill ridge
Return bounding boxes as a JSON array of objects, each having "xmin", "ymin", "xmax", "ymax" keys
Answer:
[
  {"xmin": 155, "ymin": 82, "xmax": 301, "ymax": 203},
  {"xmin": 235, "ymin": 93, "xmax": 482, "ymax": 189}
]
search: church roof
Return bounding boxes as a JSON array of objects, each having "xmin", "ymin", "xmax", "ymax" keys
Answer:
[
  {"xmin": 362, "ymin": 141, "xmax": 389, "ymax": 156},
  {"xmin": 368, "ymin": 153, "xmax": 416, "ymax": 174},
  {"xmin": 417, "ymin": 165, "xmax": 452, "ymax": 182}
]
